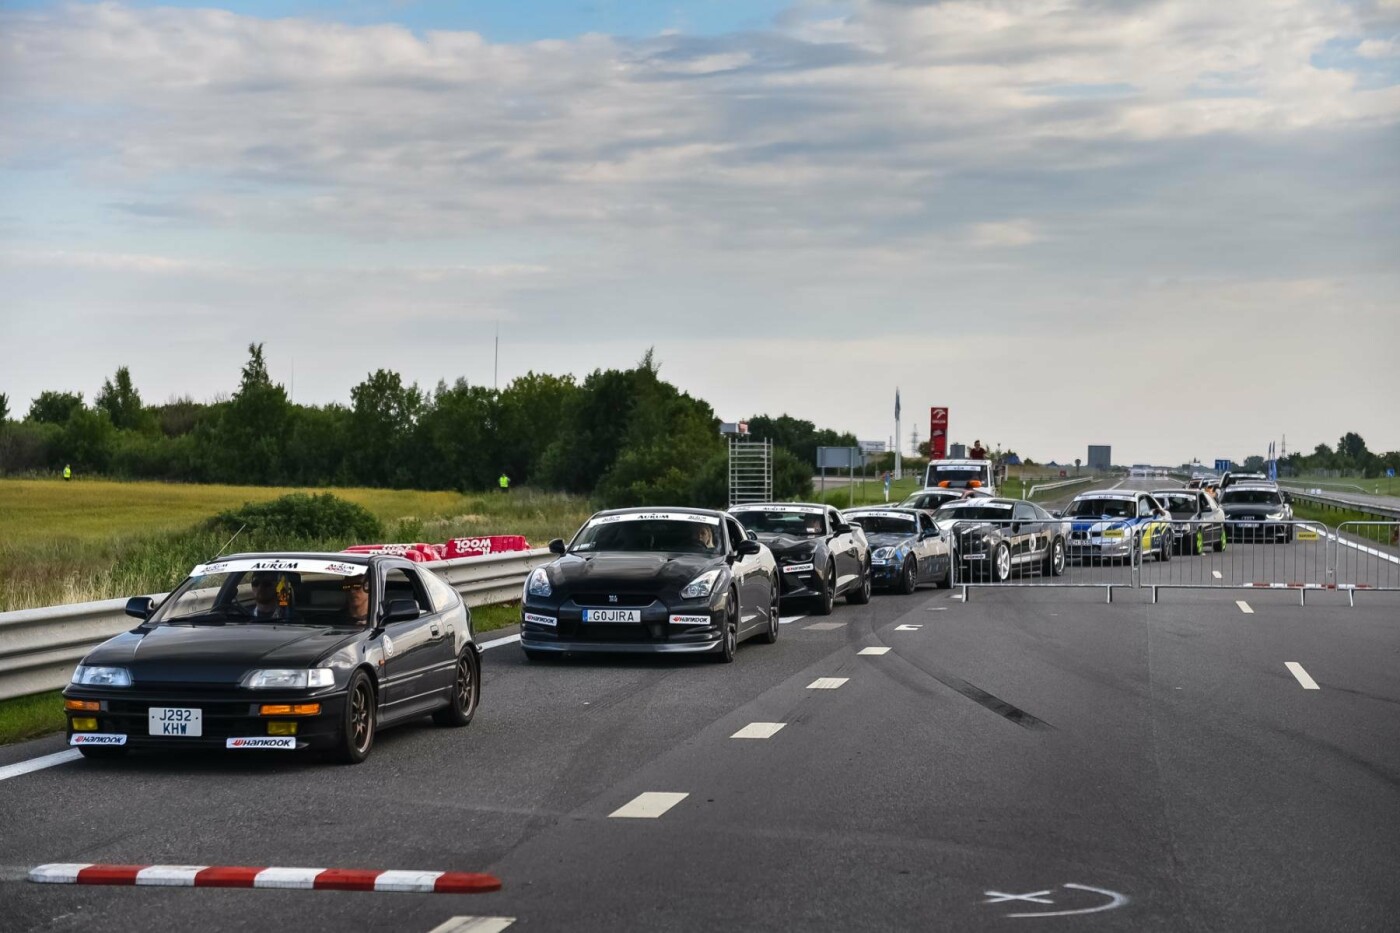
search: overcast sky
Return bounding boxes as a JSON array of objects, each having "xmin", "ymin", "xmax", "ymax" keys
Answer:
[{"xmin": 2, "ymin": 0, "xmax": 1397, "ymax": 466}]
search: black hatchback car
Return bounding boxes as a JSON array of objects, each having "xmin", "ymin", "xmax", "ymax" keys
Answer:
[
  {"xmin": 63, "ymin": 553, "xmax": 481, "ymax": 764},
  {"xmin": 728, "ymin": 503, "xmax": 872, "ymax": 615}
]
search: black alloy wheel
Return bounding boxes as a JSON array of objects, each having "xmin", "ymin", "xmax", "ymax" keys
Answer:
[
  {"xmin": 433, "ymin": 649, "xmax": 481, "ymax": 727},
  {"xmin": 899, "ymin": 557, "xmax": 918, "ymax": 595},
  {"xmin": 847, "ymin": 562, "xmax": 872, "ymax": 604},
  {"xmin": 336, "ymin": 671, "xmax": 377, "ymax": 764},
  {"xmin": 757, "ymin": 585, "xmax": 779, "ymax": 644},
  {"xmin": 712, "ymin": 594, "xmax": 738, "ymax": 663},
  {"xmin": 813, "ymin": 563, "xmax": 836, "ymax": 616},
  {"xmin": 1158, "ymin": 530, "xmax": 1172, "ymax": 562}
]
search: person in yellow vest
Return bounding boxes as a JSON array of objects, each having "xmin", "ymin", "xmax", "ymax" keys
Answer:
[
  {"xmin": 498, "ymin": 472, "xmax": 510, "ymax": 493},
  {"xmin": 63, "ymin": 464, "xmax": 72, "ymax": 482}
]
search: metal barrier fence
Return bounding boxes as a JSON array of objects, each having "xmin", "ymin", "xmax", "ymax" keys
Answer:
[
  {"xmin": 949, "ymin": 519, "xmax": 1137, "ymax": 602},
  {"xmin": 1137, "ymin": 520, "xmax": 1329, "ymax": 605},
  {"xmin": 1331, "ymin": 522, "xmax": 1400, "ymax": 604},
  {"xmin": 0, "ymin": 548, "xmax": 550, "ymax": 702}
]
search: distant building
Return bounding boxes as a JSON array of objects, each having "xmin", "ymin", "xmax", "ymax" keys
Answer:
[
  {"xmin": 949, "ymin": 443, "xmax": 967, "ymax": 459},
  {"xmin": 1088, "ymin": 445, "xmax": 1112, "ymax": 471}
]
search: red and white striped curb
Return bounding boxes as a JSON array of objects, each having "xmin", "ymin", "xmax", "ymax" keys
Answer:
[{"xmin": 29, "ymin": 863, "xmax": 500, "ymax": 893}]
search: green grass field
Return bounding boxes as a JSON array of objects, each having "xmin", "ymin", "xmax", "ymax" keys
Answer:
[{"xmin": 1284, "ymin": 476, "xmax": 1400, "ymax": 498}]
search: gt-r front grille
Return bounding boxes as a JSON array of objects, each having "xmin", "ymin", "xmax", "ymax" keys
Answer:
[{"xmin": 571, "ymin": 593, "xmax": 656, "ymax": 608}]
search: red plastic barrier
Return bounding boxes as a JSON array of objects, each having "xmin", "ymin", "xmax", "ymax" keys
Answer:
[
  {"xmin": 441, "ymin": 535, "xmax": 530, "ymax": 559},
  {"xmin": 343, "ymin": 543, "xmax": 444, "ymax": 563}
]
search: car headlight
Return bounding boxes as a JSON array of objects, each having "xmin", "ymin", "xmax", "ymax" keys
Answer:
[
  {"xmin": 681, "ymin": 569, "xmax": 722, "ymax": 600},
  {"xmin": 526, "ymin": 567, "xmax": 552, "ymax": 598},
  {"xmin": 242, "ymin": 669, "xmax": 335, "ymax": 689},
  {"xmin": 781, "ymin": 548, "xmax": 817, "ymax": 563},
  {"xmin": 872, "ymin": 547, "xmax": 894, "ymax": 560},
  {"xmin": 71, "ymin": 665, "xmax": 131, "ymax": 687},
  {"xmin": 1265, "ymin": 511, "xmax": 1285, "ymax": 521}
]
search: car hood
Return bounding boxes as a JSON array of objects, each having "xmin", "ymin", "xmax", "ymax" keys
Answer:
[
  {"xmin": 1069, "ymin": 517, "xmax": 1137, "ymax": 533},
  {"xmin": 550, "ymin": 552, "xmax": 720, "ymax": 594},
  {"xmin": 1221, "ymin": 502, "xmax": 1282, "ymax": 516},
  {"xmin": 83, "ymin": 624, "xmax": 358, "ymax": 685},
  {"xmin": 750, "ymin": 533, "xmax": 821, "ymax": 559},
  {"xmin": 864, "ymin": 532, "xmax": 916, "ymax": 550}
]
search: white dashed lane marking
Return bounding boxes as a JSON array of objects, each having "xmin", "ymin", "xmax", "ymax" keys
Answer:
[
  {"xmin": 779, "ymin": 615, "xmax": 807, "ymax": 626},
  {"xmin": 609, "ymin": 792, "xmax": 689, "ymax": 819},
  {"xmin": 924, "ymin": 607, "xmax": 947, "ymax": 611},
  {"xmin": 426, "ymin": 919, "xmax": 516, "ymax": 933},
  {"xmin": 894, "ymin": 624, "xmax": 923, "ymax": 631},
  {"xmin": 858, "ymin": 647, "xmax": 891, "ymax": 656},
  {"xmin": 1236, "ymin": 600, "xmax": 1254, "ymax": 614},
  {"xmin": 807, "ymin": 678, "xmax": 848, "ymax": 690},
  {"xmin": 1285, "ymin": 662, "xmax": 1320, "ymax": 690},
  {"xmin": 1212, "ymin": 571, "xmax": 1223, "ymax": 579},
  {"xmin": 804, "ymin": 622, "xmax": 844, "ymax": 631},
  {"xmin": 731, "ymin": 722, "xmax": 786, "ymax": 739}
]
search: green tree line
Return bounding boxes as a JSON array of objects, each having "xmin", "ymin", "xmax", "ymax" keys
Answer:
[{"xmin": 0, "ymin": 346, "xmax": 859, "ymax": 507}]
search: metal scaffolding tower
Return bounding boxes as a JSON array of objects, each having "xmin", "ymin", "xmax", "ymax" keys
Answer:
[{"xmin": 728, "ymin": 437, "xmax": 772, "ymax": 506}]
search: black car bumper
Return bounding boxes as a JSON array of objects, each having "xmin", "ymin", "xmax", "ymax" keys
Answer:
[
  {"xmin": 776, "ymin": 563, "xmax": 825, "ymax": 599},
  {"xmin": 520, "ymin": 601, "xmax": 723, "ymax": 653},
  {"xmin": 869, "ymin": 561, "xmax": 905, "ymax": 587},
  {"xmin": 1226, "ymin": 521, "xmax": 1291, "ymax": 541},
  {"xmin": 62, "ymin": 686, "xmax": 347, "ymax": 752}
]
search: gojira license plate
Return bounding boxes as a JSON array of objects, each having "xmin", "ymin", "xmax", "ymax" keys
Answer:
[
  {"xmin": 148, "ymin": 707, "xmax": 202, "ymax": 737},
  {"xmin": 582, "ymin": 609, "xmax": 640, "ymax": 623}
]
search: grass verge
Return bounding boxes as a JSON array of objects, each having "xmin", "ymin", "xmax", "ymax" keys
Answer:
[
  {"xmin": 0, "ymin": 690, "xmax": 66, "ymax": 746},
  {"xmin": 471, "ymin": 601, "xmax": 521, "ymax": 634}
]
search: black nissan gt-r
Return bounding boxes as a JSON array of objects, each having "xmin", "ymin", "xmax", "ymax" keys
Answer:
[
  {"xmin": 519, "ymin": 508, "xmax": 781, "ymax": 663},
  {"xmin": 728, "ymin": 503, "xmax": 872, "ymax": 615},
  {"xmin": 63, "ymin": 553, "xmax": 481, "ymax": 764}
]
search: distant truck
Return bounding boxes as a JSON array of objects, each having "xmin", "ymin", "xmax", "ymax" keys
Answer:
[{"xmin": 922, "ymin": 458, "xmax": 996, "ymax": 495}]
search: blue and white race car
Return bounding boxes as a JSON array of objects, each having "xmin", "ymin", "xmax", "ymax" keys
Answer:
[
  {"xmin": 1064, "ymin": 491, "xmax": 1173, "ymax": 563},
  {"xmin": 841, "ymin": 507, "xmax": 952, "ymax": 593}
]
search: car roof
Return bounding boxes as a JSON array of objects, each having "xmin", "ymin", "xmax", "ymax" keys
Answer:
[
  {"xmin": 728, "ymin": 502, "xmax": 830, "ymax": 511},
  {"xmin": 1152, "ymin": 488, "xmax": 1197, "ymax": 496},
  {"xmin": 222, "ymin": 551, "xmax": 373, "ymax": 565},
  {"xmin": 1226, "ymin": 482, "xmax": 1279, "ymax": 491},
  {"xmin": 594, "ymin": 506, "xmax": 728, "ymax": 519},
  {"xmin": 938, "ymin": 496, "xmax": 1023, "ymax": 508},
  {"xmin": 843, "ymin": 506, "xmax": 921, "ymax": 515}
]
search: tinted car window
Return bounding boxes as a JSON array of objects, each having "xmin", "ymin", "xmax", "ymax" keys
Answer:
[
  {"xmin": 422, "ymin": 568, "xmax": 461, "ymax": 614},
  {"xmin": 384, "ymin": 567, "xmax": 433, "ymax": 613}
]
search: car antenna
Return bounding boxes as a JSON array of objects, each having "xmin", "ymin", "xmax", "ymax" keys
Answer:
[{"xmin": 212, "ymin": 523, "xmax": 248, "ymax": 560}]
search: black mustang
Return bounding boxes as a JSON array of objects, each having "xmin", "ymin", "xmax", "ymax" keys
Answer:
[
  {"xmin": 63, "ymin": 553, "xmax": 480, "ymax": 764},
  {"xmin": 519, "ymin": 508, "xmax": 781, "ymax": 663},
  {"xmin": 728, "ymin": 503, "xmax": 872, "ymax": 614}
]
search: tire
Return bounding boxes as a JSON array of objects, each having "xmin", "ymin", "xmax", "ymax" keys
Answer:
[
  {"xmin": 756, "ymin": 585, "xmax": 779, "ymax": 644},
  {"xmin": 898, "ymin": 557, "xmax": 917, "ymax": 595},
  {"xmin": 1213, "ymin": 527, "xmax": 1226, "ymax": 552},
  {"xmin": 1190, "ymin": 531, "xmax": 1202, "ymax": 556},
  {"xmin": 334, "ymin": 670, "xmax": 377, "ymax": 764},
  {"xmin": 847, "ymin": 563, "xmax": 872, "ymax": 604},
  {"xmin": 77, "ymin": 745, "xmax": 126, "ymax": 760},
  {"xmin": 813, "ymin": 563, "xmax": 836, "ymax": 616},
  {"xmin": 992, "ymin": 542, "xmax": 1012, "ymax": 583},
  {"xmin": 1158, "ymin": 530, "xmax": 1171, "ymax": 562},
  {"xmin": 711, "ymin": 594, "xmax": 738, "ymax": 663},
  {"xmin": 1042, "ymin": 537, "xmax": 1066, "ymax": 577},
  {"xmin": 937, "ymin": 556, "xmax": 953, "ymax": 589},
  {"xmin": 432, "ymin": 649, "xmax": 481, "ymax": 727},
  {"xmin": 1284, "ymin": 527, "xmax": 1294, "ymax": 543}
]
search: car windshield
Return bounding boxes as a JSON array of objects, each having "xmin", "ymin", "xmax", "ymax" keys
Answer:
[
  {"xmin": 150, "ymin": 566, "xmax": 373, "ymax": 627},
  {"xmin": 1158, "ymin": 495, "xmax": 1199, "ymax": 516},
  {"xmin": 846, "ymin": 514, "xmax": 916, "ymax": 535},
  {"xmin": 732, "ymin": 510, "xmax": 827, "ymax": 537},
  {"xmin": 571, "ymin": 515, "xmax": 723, "ymax": 553},
  {"xmin": 1067, "ymin": 498, "xmax": 1136, "ymax": 519},
  {"xmin": 926, "ymin": 465, "xmax": 990, "ymax": 487},
  {"xmin": 899, "ymin": 492, "xmax": 959, "ymax": 509},
  {"xmin": 933, "ymin": 505, "xmax": 1015, "ymax": 522},
  {"xmin": 1221, "ymin": 490, "xmax": 1283, "ymax": 506}
]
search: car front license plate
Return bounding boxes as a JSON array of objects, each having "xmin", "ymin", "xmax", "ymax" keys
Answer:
[
  {"xmin": 1240, "ymin": 522, "xmax": 1259, "ymax": 529},
  {"xmin": 148, "ymin": 707, "xmax": 202, "ymax": 737},
  {"xmin": 582, "ymin": 609, "xmax": 640, "ymax": 623}
]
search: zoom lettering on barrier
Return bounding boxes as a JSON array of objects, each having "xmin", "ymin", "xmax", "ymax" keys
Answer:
[
  {"xmin": 69, "ymin": 733, "xmax": 127, "ymax": 746},
  {"xmin": 226, "ymin": 737, "xmax": 296, "ymax": 750}
]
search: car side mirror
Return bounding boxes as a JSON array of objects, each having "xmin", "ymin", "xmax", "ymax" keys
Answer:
[
  {"xmin": 735, "ymin": 539, "xmax": 762, "ymax": 557},
  {"xmin": 746, "ymin": 529, "xmax": 758, "ymax": 541},
  {"xmin": 125, "ymin": 596, "xmax": 155, "ymax": 620},
  {"xmin": 920, "ymin": 528, "xmax": 938, "ymax": 539},
  {"xmin": 549, "ymin": 538, "xmax": 567, "ymax": 555},
  {"xmin": 833, "ymin": 522, "xmax": 851, "ymax": 535},
  {"xmin": 1283, "ymin": 493, "xmax": 1292, "ymax": 504},
  {"xmin": 384, "ymin": 598, "xmax": 420, "ymax": 625}
]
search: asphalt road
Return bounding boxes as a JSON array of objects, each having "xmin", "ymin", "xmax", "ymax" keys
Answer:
[{"xmin": 1, "ymin": 486, "xmax": 1397, "ymax": 932}]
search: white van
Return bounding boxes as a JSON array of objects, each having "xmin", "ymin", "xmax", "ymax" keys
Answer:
[{"xmin": 922, "ymin": 459, "xmax": 996, "ymax": 495}]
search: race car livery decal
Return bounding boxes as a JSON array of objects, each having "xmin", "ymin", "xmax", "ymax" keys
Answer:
[
  {"xmin": 729, "ymin": 505, "xmax": 826, "ymax": 515},
  {"xmin": 669, "ymin": 615, "xmax": 711, "ymax": 625},
  {"xmin": 523, "ymin": 613, "xmax": 557, "ymax": 627},
  {"xmin": 847, "ymin": 510, "xmax": 916, "ymax": 522},
  {"xmin": 226, "ymin": 737, "xmax": 297, "ymax": 750},
  {"xmin": 782, "ymin": 562, "xmax": 816, "ymax": 573},
  {"xmin": 69, "ymin": 733, "xmax": 126, "ymax": 746},
  {"xmin": 944, "ymin": 502, "xmax": 1013, "ymax": 511},
  {"xmin": 586, "ymin": 512, "xmax": 720, "ymax": 527},
  {"xmin": 189, "ymin": 558, "xmax": 369, "ymax": 577}
]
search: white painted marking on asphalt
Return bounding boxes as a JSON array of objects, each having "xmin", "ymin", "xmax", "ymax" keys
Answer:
[
  {"xmin": 253, "ymin": 866, "xmax": 324, "ymax": 889},
  {"xmin": 1006, "ymin": 884, "xmax": 1129, "ymax": 918},
  {"xmin": 804, "ymin": 621, "xmax": 845, "ymax": 631},
  {"xmin": 1285, "ymin": 662, "xmax": 1320, "ymax": 690},
  {"xmin": 858, "ymin": 647, "xmax": 891, "ymax": 656},
  {"xmin": 375, "ymin": 870, "xmax": 446, "ymax": 892},
  {"xmin": 28, "ymin": 864, "xmax": 91, "ymax": 883},
  {"xmin": 1212, "ymin": 571, "xmax": 1223, "ymax": 579},
  {"xmin": 1236, "ymin": 600, "xmax": 1254, "ymax": 614},
  {"xmin": 895, "ymin": 623, "xmax": 923, "ymax": 631},
  {"xmin": 480, "ymin": 633, "xmax": 521, "ymax": 650},
  {"xmin": 985, "ymin": 890, "xmax": 1055, "ymax": 905},
  {"xmin": 925, "ymin": 606, "xmax": 948, "ymax": 611},
  {"xmin": 807, "ymin": 677, "xmax": 848, "ymax": 689},
  {"xmin": 779, "ymin": 615, "xmax": 807, "ymax": 625},
  {"xmin": 731, "ymin": 722, "xmax": 786, "ymax": 739},
  {"xmin": 609, "ymin": 792, "xmax": 689, "ymax": 819},
  {"xmin": 427, "ymin": 919, "xmax": 516, "ymax": 933},
  {"xmin": 135, "ymin": 865, "xmax": 208, "ymax": 887},
  {"xmin": 950, "ymin": 594, "xmax": 964, "ymax": 600},
  {"xmin": 0, "ymin": 749, "xmax": 81, "ymax": 783},
  {"xmin": 1321, "ymin": 530, "xmax": 1400, "ymax": 565}
]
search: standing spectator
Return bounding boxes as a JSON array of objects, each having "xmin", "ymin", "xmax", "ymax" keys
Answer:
[
  {"xmin": 882, "ymin": 471, "xmax": 892, "ymax": 502},
  {"xmin": 969, "ymin": 440, "xmax": 987, "ymax": 460},
  {"xmin": 498, "ymin": 472, "xmax": 511, "ymax": 494},
  {"xmin": 63, "ymin": 464, "xmax": 72, "ymax": 481}
]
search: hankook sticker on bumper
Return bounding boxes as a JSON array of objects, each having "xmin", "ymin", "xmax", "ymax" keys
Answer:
[
  {"xmin": 523, "ymin": 613, "xmax": 557, "ymax": 627},
  {"xmin": 226, "ymin": 737, "xmax": 296, "ymax": 750}
]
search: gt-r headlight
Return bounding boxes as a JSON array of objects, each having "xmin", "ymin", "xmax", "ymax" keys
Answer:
[
  {"xmin": 681, "ymin": 569, "xmax": 722, "ymax": 600},
  {"xmin": 781, "ymin": 547, "xmax": 817, "ymax": 563},
  {"xmin": 71, "ymin": 665, "xmax": 131, "ymax": 687},
  {"xmin": 526, "ymin": 567, "xmax": 552, "ymax": 598},
  {"xmin": 242, "ymin": 669, "xmax": 335, "ymax": 689}
]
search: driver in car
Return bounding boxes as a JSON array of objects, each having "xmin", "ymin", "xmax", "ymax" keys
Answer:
[
  {"xmin": 248, "ymin": 572, "xmax": 286, "ymax": 620},
  {"xmin": 343, "ymin": 573, "xmax": 372, "ymax": 626},
  {"xmin": 691, "ymin": 524, "xmax": 717, "ymax": 552}
]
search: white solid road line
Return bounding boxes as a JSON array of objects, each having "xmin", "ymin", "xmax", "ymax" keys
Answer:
[
  {"xmin": 731, "ymin": 722, "xmax": 786, "ymax": 739},
  {"xmin": 0, "ymin": 749, "xmax": 81, "ymax": 783},
  {"xmin": 779, "ymin": 615, "xmax": 807, "ymax": 626},
  {"xmin": 427, "ymin": 919, "xmax": 516, "ymax": 933},
  {"xmin": 1236, "ymin": 600, "xmax": 1254, "ymax": 614},
  {"xmin": 807, "ymin": 677, "xmax": 848, "ymax": 689},
  {"xmin": 609, "ymin": 792, "xmax": 689, "ymax": 819},
  {"xmin": 1285, "ymin": 662, "xmax": 1320, "ymax": 690},
  {"xmin": 858, "ymin": 647, "xmax": 891, "ymax": 656},
  {"xmin": 480, "ymin": 633, "xmax": 521, "ymax": 650}
]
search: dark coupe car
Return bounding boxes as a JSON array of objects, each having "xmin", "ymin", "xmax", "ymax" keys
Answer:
[
  {"xmin": 931, "ymin": 498, "xmax": 1070, "ymax": 582},
  {"xmin": 1151, "ymin": 488, "xmax": 1227, "ymax": 554},
  {"xmin": 842, "ymin": 507, "xmax": 952, "ymax": 593},
  {"xmin": 1219, "ymin": 483, "xmax": 1296, "ymax": 542},
  {"xmin": 729, "ymin": 503, "xmax": 872, "ymax": 614},
  {"xmin": 63, "ymin": 553, "xmax": 480, "ymax": 764},
  {"xmin": 519, "ymin": 508, "xmax": 780, "ymax": 662}
]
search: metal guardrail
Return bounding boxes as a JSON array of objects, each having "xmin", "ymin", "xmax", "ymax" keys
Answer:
[
  {"xmin": 0, "ymin": 548, "xmax": 550, "ymax": 702},
  {"xmin": 1026, "ymin": 476, "xmax": 1095, "ymax": 498},
  {"xmin": 1278, "ymin": 485, "xmax": 1400, "ymax": 521}
]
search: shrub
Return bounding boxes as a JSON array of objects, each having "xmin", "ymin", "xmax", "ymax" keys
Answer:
[{"xmin": 206, "ymin": 493, "xmax": 383, "ymax": 541}]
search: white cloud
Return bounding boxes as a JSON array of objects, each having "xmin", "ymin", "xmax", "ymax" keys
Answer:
[{"xmin": 967, "ymin": 220, "xmax": 1040, "ymax": 248}]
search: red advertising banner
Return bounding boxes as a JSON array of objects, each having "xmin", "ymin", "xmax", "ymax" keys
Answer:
[
  {"xmin": 343, "ymin": 543, "xmax": 445, "ymax": 563},
  {"xmin": 441, "ymin": 535, "xmax": 531, "ymax": 560},
  {"xmin": 929, "ymin": 406, "xmax": 949, "ymax": 460}
]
